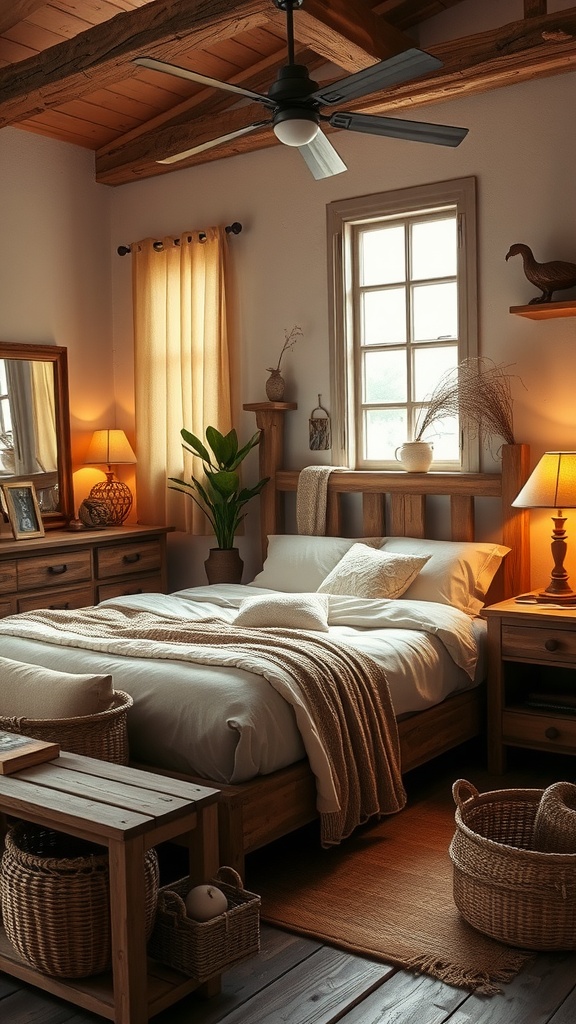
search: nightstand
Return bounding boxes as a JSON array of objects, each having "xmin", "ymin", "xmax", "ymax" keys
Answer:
[{"xmin": 483, "ymin": 598, "xmax": 576, "ymax": 773}]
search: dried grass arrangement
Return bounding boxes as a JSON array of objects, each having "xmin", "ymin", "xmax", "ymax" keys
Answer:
[{"xmin": 414, "ymin": 358, "xmax": 520, "ymax": 451}]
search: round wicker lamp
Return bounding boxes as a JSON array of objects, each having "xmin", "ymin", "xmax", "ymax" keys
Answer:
[{"xmin": 84, "ymin": 429, "xmax": 136, "ymax": 526}]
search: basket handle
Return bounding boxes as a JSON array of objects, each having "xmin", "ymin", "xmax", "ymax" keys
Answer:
[
  {"xmin": 452, "ymin": 779, "xmax": 479, "ymax": 809},
  {"xmin": 213, "ymin": 865, "xmax": 244, "ymax": 889}
]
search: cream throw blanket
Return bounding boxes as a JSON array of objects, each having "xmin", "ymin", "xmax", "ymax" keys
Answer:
[
  {"xmin": 296, "ymin": 465, "xmax": 346, "ymax": 535},
  {"xmin": 4, "ymin": 606, "xmax": 406, "ymax": 846}
]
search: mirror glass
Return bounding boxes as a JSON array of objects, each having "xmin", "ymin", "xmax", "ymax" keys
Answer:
[{"xmin": 0, "ymin": 342, "xmax": 73, "ymax": 529}]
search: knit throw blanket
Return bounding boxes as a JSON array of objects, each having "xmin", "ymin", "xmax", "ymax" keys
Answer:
[
  {"xmin": 296, "ymin": 465, "xmax": 344, "ymax": 535},
  {"xmin": 4, "ymin": 606, "xmax": 407, "ymax": 846}
]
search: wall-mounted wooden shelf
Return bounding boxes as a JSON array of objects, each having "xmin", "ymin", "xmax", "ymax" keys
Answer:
[{"xmin": 510, "ymin": 301, "xmax": 576, "ymax": 320}]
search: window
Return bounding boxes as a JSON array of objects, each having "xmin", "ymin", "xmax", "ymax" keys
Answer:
[{"xmin": 327, "ymin": 177, "xmax": 478, "ymax": 471}]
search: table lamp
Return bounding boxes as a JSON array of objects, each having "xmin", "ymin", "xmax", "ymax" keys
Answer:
[
  {"xmin": 512, "ymin": 451, "xmax": 576, "ymax": 603},
  {"xmin": 84, "ymin": 429, "xmax": 136, "ymax": 525}
]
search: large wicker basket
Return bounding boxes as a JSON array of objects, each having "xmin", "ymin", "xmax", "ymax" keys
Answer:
[
  {"xmin": 450, "ymin": 779, "xmax": 576, "ymax": 950},
  {"xmin": 148, "ymin": 867, "xmax": 260, "ymax": 982},
  {"xmin": 0, "ymin": 821, "xmax": 159, "ymax": 977},
  {"xmin": 0, "ymin": 689, "xmax": 133, "ymax": 764}
]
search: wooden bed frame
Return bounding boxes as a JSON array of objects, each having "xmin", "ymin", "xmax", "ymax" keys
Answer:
[{"xmin": 145, "ymin": 405, "xmax": 531, "ymax": 874}]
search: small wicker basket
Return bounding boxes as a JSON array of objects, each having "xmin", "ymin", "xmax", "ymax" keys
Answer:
[
  {"xmin": 0, "ymin": 821, "xmax": 159, "ymax": 977},
  {"xmin": 148, "ymin": 866, "xmax": 260, "ymax": 982},
  {"xmin": 0, "ymin": 689, "xmax": 133, "ymax": 764},
  {"xmin": 450, "ymin": 779, "xmax": 576, "ymax": 950}
]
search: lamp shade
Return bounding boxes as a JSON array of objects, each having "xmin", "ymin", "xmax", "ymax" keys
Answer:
[
  {"xmin": 512, "ymin": 452, "xmax": 576, "ymax": 509},
  {"xmin": 84, "ymin": 429, "xmax": 136, "ymax": 467}
]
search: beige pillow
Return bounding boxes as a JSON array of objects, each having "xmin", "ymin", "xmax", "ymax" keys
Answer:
[
  {"xmin": 0, "ymin": 657, "xmax": 114, "ymax": 720},
  {"xmin": 317, "ymin": 544, "xmax": 429, "ymax": 599},
  {"xmin": 249, "ymin": 535, "xmax": 383, "ymax": 592},
  {"xmin": 235, "ymin": 593, "xmax": 330, "ymax": 631}
]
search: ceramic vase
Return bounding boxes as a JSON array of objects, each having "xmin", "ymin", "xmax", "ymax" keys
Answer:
[
  {"xmin": 394, "ymin": 441, "xmax": 434, "ymax": 473},
  {"xmin": 204, "ymin": 547, "xmax": 244, "ymax": 584},
  {"xmin": 265, "ymin": 369, "xmax": 285, "ymax": 402}
]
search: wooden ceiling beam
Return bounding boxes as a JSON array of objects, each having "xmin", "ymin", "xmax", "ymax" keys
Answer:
[
  {"xmin": 288, "ymin": 0, "xmax": 417, "ymax": 70},
  {"xmin": 0, "ymin": 1, "xmax": 46, "ymax": 35},
  {"xmin": 0, "ymin": 0, "xmax": 272, "ymax": 127},
  {"xmin": 96, "ymin": 5, "xmax": 576, "ymax": 185}
]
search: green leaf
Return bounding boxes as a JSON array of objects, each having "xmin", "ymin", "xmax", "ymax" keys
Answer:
[{"xmin": 180, "ymin": 428, "xmax": 211, "ymax": 465}]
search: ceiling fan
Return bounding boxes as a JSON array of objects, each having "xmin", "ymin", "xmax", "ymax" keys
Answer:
[{"xmin": 134, "ymin": 0, "xmax": 468, "ymax": 180}]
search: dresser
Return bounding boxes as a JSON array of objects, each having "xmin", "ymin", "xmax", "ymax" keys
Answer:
[{"xmin": 0, "ymin": 525, "xmax": 171, "ymax": 617}]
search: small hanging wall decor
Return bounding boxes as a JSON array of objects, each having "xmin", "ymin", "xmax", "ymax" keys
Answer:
[{"xmin": 309, "ymin": 396, "xmax": 331, "ymax": 451}]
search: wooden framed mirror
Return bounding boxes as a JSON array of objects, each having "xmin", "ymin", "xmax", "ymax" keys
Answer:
[{"xmin": 0, "ymin": 342, "xmax": 73, "ymax": 529}]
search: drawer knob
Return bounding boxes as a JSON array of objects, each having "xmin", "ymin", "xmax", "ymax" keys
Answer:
[
  {"xmin": 49, "ymin": 602, "xmax": 70, "ymax": 610},
  {"xmin": 48, "ymin": 563, "xmax": 68, "ymax": 576},
  {"xmin": 544, "ymin": 638, "xmax": 559, "ymax": 652},
  {"xmin": 123, "ymin": 552, "xmax": 141, "ymax": 564},
  {"xmin": 545, "ymin": 726, "xmax": 560, "ymax": 740}
]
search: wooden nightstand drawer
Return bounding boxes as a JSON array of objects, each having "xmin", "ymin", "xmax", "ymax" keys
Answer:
[
  {"xmin": 502, "ymin": 623, "xmax": 576, "ymax": 664},
  {"xmin": 503, "ymin": 708, "xmax": 576, "ymax": 752},
  {"xmin": 0, "ymin": 561, "xmax": 16, "ymax": 594},
  {"xmin": 97, "ymin": 574, "xmax": 165, "ymax": 602},
  {"xmin": 96, "ymin": 540, "xmax": 162, "ymax": 580},
  {"xmin": 17, "ymin": 585, "xmax": 94, "ymax": 613},
  {"xmin": 16, "ymin": 551, "xmax": 92, "ymax": 592}
]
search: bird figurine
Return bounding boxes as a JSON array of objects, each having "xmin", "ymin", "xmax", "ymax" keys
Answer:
[{"xmin": 505, "ymin": 243, "xmax": 576, "ymax": 304}]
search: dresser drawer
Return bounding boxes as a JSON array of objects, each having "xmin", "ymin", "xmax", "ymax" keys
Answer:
[
  {"xmin": 16, "ymin": 551, "xmax": 92, "ymax": 593},
  {"xmin": 502, "ymin": 624, "xmax": 576, "ymax": 664},
  {"xmin": 0, "ymin": 560, "xmax": 16, "ymax": 594},
  {"xmin": 98, "ymin": 574, "xmax": 165, "ymax": 603},
  {"xmin": 17, "ymin": 585, "xmax": 95, "ymax": 614},
  {"xmin": 0, "ymin": 597, "xmax": 16, "ymax": 617},
  {"xmin": 96, "ymin": 540, "xmax": 162, "ymax": 580},
  {"xmin": 503, "ymin": 708, "xmax": 576, "ymax": 751}
]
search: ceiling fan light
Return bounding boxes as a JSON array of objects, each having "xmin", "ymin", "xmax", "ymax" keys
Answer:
[{"xmin": 273, "ymin": 110, "xmax": 319, "ymax": 147}]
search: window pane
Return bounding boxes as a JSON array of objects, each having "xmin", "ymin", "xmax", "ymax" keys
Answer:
[
  {"xmin": 413, "ymin": 345, "xmax": 458, "ymax": 402},
  {"xmin": 360, "ymin": 225, "xmax": 405, "ymax": 286},
  {"xmin": 413, "ymin": 282, "xmax": 457, "ymax": 342},
  {"xmin": 411, "ymin": 217, "xmax": 456, "ymax": 280},
  {"xmin": 423, "ymin": 412, "xmax": 460, "ymax": 460},
  {"xmin": 363, "ymin": 349, "xmax": 407, "ymax": 403},
  {"xmin": 365, "ymin": 408, "xmax": 407, "ymax": 461},
  {"xmin": 362, "ymin": 288, "xmax": 406, "ymax": 346}
]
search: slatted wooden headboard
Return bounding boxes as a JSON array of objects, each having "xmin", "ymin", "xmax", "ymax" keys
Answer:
[{"xmin": 244, "ymin": 403, "xmax": 531, "ymax": 601}]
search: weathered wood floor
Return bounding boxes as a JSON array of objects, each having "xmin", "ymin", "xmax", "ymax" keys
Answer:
[{"xmin": 2, "ymin": 746, "xmax": 576, "ymax": 1024}]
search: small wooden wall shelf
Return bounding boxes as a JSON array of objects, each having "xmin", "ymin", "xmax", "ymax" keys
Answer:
[{"xmin": 510, "ymin": 301, "xmax": 576, "ymax": 320}]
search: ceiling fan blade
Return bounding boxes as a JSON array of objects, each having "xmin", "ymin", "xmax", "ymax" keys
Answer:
[
  {"xmin": 157, "ymin": 121, "xmax": 271, "ymax": 165},
  {"xmin": 329, "ymin": 111, "xmax": 468, "ymax": 148},
  {"xmin": 298, "ymin": 130, "xmax": 347, "ymax": 180},
  {"xmin": 134, "ymin": 56, "xmax": 275, "ymax": 108},
  {"xmin": 311, "ymin": 48, "xmax": 442, "ymax": 107}
]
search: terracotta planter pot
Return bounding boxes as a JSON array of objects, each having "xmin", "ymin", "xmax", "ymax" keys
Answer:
[{"xmin": 204, "ymin": 547, "xmax": 244, "ymax": 584}]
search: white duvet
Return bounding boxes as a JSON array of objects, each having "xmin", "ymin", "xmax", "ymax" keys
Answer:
[{"xmin": 0, "ymin": 585, "xmax": 483, "ymax": 794}]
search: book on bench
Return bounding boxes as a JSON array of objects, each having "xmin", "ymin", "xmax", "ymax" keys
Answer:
[{"xmin": 0, "ymin": 730, "xmax": 60, "ymax": 774}]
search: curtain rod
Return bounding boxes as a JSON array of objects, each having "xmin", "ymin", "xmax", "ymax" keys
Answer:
[{"xmin": 117, "ymin": 221, "xmax": 242, "ymax": 256}]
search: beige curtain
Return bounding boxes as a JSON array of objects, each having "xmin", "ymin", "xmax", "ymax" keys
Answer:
[{"xmin": 132, "ymin": 227, "xmax": 232, "ymax": 531}]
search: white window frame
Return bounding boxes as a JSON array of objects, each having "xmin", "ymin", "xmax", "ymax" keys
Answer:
[{"xmin": 327, "ymin": 176, "xmax": 478, "ymax": 471}]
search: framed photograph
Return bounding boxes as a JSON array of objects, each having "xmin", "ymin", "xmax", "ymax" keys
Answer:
[{"xmin": 1, "ymin": 481, "xmax": 45, "ymax": 540}]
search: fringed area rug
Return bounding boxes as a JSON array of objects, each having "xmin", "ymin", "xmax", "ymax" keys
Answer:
[{"xmin": 248, "ymin": 779, "xmax": 534, "ymax": 995}]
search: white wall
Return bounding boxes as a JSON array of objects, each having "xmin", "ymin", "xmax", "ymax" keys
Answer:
[
  {"xmin": 0, "ymin": 128, "xmax": 115, "ymax": 508},
  {"xmin": 110, "ymin": 69, "xmax": 576, "ymax": 590}
]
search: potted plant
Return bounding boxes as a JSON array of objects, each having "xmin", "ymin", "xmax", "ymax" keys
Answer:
[
  {"xmin": 396, "ymin": 358, "xmax": 518, "ymax": 472},
  {"xmin": 169, "ymin": 425, "xmax": 268, "ymax": 583}
]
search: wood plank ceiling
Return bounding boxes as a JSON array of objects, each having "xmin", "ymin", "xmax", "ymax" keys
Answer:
[{"xmin": 1, "ymin": 1, "xmax": 575, "ymax": 186}]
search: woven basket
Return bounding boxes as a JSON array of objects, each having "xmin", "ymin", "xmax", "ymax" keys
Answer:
[
  {"xmin": 450, "ymin": 779, "xmax": 576, "ymax": 950},
  {"xmin": 0, "ymin": 821, "xmax": 159, "ymax": 977},
  {"xmin": 148, "ymin": 866, "xmax": 260, "ymax": 982},
  {"xmin": 0, "ymin": 689, "xmax": 133, "ymax": 764}
]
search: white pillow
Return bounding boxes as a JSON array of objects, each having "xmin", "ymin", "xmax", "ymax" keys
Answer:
[
  {"xmin": 317, "ymin": 544, "xmax": 429, "ymax": 599},
  {"xmin": 380, "ymin": 537, "xmax": 510, "ymax": 615},
  {"xmin": 0, "ymin": 657, "xmax": 114, "ymax": 720},
  {"xmin": 249, "ymin": 535, "xmax": 382, "ymax": 593},
  {"xmin": 234, "ymin": 593, "xmax": 330, "ymax": 631}
]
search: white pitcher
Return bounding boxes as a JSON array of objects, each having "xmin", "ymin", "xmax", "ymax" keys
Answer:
[{"xmin": 394, "ymin": 441, "xmax": 434, "ymax": 473}]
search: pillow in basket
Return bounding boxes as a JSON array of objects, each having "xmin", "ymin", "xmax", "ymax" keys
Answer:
[{"xmin": 0, "ymin": 657, "xmax": 114, "ymax": 720}]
